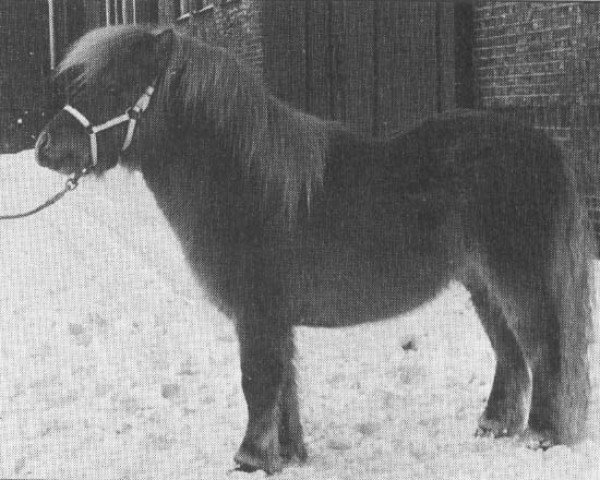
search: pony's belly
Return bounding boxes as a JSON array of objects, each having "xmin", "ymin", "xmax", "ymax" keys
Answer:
[{"xmin": 290, "ymin": 251, "xmax": 451, "ymax": 327}]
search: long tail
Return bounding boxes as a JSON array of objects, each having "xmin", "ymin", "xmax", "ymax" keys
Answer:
[{"xmin": 550, "ymin": 154, "xmax": 595, "ymax": 443}]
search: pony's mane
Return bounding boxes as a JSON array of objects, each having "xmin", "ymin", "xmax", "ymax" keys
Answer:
[{"xmin": 58, "ymin": 24, "xmax": 330, "ymax": 215}]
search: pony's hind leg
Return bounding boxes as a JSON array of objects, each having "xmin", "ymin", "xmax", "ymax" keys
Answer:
[
  {"xmin": 504, "ymin": 287, "xmax": 586, "ymax": 448},
  {"xmin": 466, "ymin": 284, "xmax": 532, "ymax": 437},
  {"xmin": 234, "ymin": 316, "xmax": 306, "ymax": 474},
  {"xmin": 474, "ymin": 272, "xmax": 589, "ymax": 448}
]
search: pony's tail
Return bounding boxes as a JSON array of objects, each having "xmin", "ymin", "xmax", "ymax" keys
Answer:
[{"xmin": 549, "ymin": 162, "xmax": 595, "ymax": 443}]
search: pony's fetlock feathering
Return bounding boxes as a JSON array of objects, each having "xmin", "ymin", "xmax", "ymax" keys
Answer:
[{"xmin": 36, "ymin": 25, "xmax": 594, "ymax": 474}]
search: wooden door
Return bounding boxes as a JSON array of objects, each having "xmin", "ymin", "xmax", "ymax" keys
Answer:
[
  {"xmin": 0, "ymin": 1, "xmax": 54, "ymax": 152},
  {"xmin": 262, "ymin": 0, "xmax": 458, "ymax": 136}
]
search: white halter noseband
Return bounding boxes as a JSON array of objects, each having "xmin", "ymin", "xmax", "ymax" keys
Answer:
[{"xmin": 62, "ymin": 84, "xmax": 155, "ymax": 168}]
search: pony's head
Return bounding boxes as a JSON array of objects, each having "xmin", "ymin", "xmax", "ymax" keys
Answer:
[
  {"xmin": 36, "ymin": 24, "xmax": 329, "ymax": 218},
  {"xmin": 36, "ymin": 25, "xmax": 173, "ymax": 175}
]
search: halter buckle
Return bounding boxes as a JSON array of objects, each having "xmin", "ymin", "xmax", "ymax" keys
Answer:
[
  {"xmin": 127, "ymin": 107, "xmax": 141, "ymax": 121},
  {"xmin": 65, "ymin": 177, "xmax": 79, "ymax": 190}
]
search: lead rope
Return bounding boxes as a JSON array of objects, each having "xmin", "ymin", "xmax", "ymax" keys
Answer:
[
  {"xmin": 0, "ymin": 168, "xmax": 88, "ymax": 220},
  {"xmin": 0, "ymin": 81, "xmax": 157, "ymax": 221}
]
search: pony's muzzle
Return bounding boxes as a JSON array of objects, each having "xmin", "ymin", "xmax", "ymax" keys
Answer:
[
  {"xmin": 35, "ymin": 130, "xmax": 50, "ymax": 153},
  {"xmin": 34, "ymin": 129, "xmax": 74, "ymax": 172},
  {"xmin": 35, "ymin": 130, "xmax": 53, "ymax": 168}
]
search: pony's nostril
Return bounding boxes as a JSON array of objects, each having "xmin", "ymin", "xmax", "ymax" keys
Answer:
[{"xmin": 35, "ymin": 131, "xmax": 50, "ymax": 151}]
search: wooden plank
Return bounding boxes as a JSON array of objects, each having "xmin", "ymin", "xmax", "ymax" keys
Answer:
[
  {"xmin": 378, "ymin": 1, "xmax": 439, "ymax": 134},
  {"xmin": 454, "ymin": 1, "xmax": 475, "ymax": 108},
  {"xmin": 48, "ymin": 0, "xmax": 85, "ymax": 62},
  {"xmin": 261, "ymin": 0, "xmax": 307, "ymax": 110},
  {"xmin": 438, "ymin": 1, "xmax": 456, "ymax": 112},
  {"xmin": 135, "ymin": 0, "xmax": 159, "ymax": 23},
  {"xmin": 331, "ymin": 0, "xmax": 375, "ymax": 134},
  {"xmin": 260, "ymin": 0, "xmax": 458, "ymax": 135},
  {"xmin": 0, "ymin": 0, "xmax": 54, "ymax": 151},
  {"xmin": 83, "ymin": 0, "xmax": 108, "ymax": 29},
  {"xmin": 304, "ymin": 0, "xmax": 332, "ymax": 118}
]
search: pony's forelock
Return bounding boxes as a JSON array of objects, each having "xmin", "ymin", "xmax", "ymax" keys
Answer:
[{"xmin": 56, "ymin": 24, "xmax": 161, "ymax": 86}]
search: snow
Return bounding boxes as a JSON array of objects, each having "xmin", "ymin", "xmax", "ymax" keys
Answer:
[{"xmin": 0, "ymin": 150, "xmax": 598, "ymax": 479}]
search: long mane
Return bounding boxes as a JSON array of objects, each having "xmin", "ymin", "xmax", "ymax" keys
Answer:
[{"xmin": 58, "ymin": 24, "xmax": 330, "ymax": 214}]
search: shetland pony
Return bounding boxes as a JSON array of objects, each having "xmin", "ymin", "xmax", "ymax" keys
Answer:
[{"xmin": 35, "ymin": 25, "xmax": 594, "ymax": 473}]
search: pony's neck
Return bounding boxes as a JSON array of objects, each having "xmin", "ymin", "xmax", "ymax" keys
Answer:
[{"xmin": 152, "ymin": 33, "xmax": 330, "ymax": 216}]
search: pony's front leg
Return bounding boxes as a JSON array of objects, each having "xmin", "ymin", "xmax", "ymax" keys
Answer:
[{"xmin": 234, "ymin": 317, "xmax": 305, "ymax": 474}]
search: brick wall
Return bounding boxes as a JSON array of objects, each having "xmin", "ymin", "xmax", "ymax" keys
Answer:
[
  {"xmin": 175, "ymin": 0, "xmax": 263, "ymax": 78},
  {"xmin": 474, "ymin": 1, "xmax": 600, "ymax": 241},
  {"xmin": 474, "ymin": 2, "xmax": 600, "ymax": 147}
]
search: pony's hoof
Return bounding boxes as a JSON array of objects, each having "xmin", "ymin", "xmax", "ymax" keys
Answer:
[
  {"xmin": 522, "ymin": 429, "xmax": 555, "ymax": 450},
  {"xmin": 475, "ymin": 416, "xmax": 522, "ymax": 438},
  {"xmin": 234, "ymin": 447, "xmax": 283, "ymax": 475},
  {"xmin": 281, "ymin": 441, "xmax": 308, "ymax": 464}
]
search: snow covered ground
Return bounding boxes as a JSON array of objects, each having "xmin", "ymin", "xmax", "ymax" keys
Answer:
[{"xmin": 0, "ymin": 150, "xmax": 598, "ymax": 479}]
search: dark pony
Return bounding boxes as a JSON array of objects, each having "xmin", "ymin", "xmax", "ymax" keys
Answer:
[{"xmin": 36, "ymin": 25, "xmax": 594, "ymax": 473}]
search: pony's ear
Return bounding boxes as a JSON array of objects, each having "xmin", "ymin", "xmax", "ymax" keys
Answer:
[
  {"xmin": 154, "ymin": 29, "xmax": 175, "ymax": 73},
  {"xmin": 130, "ymin": 29, "xmax": 174, "ymax": 80}
]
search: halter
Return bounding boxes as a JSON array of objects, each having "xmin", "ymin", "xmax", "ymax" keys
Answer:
[
  {"xmin": 0, "ymin": 83, "xmax": 156, "ymax": 220},
  {"xmin": 62, "ymin": 83, "xmax": 156, "ymax": 168}
]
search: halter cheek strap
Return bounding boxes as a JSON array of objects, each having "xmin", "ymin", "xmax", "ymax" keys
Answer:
[{"xmin": 62, "ymin": 84, "xmax": 156, "ymax": 168}]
